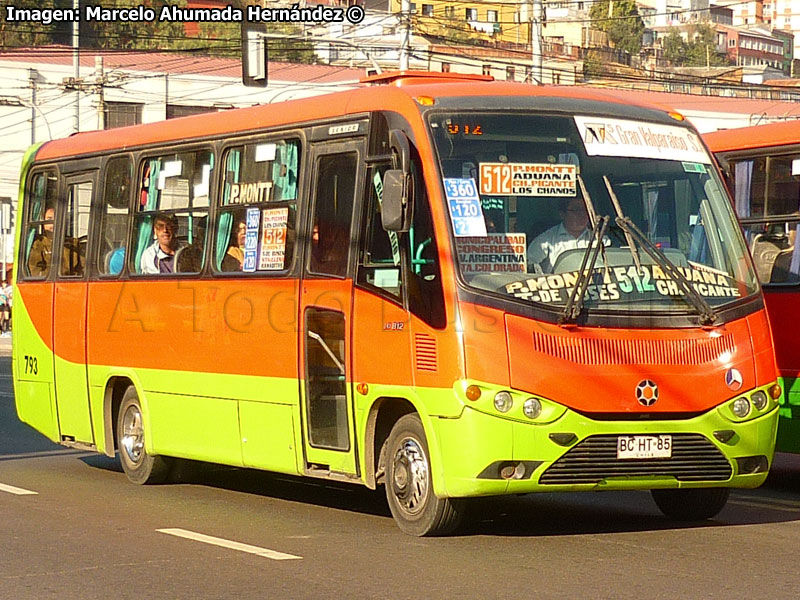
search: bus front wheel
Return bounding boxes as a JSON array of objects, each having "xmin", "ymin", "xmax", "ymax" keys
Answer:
[
  {"xmin": 651, "ymin": 487, "xmax": 730, "ymax": 521},
  {"xmin": 384, "ymin": 414, "xmax": 464, "ymax": 536},
  {"xmin": 117, "ymin": 386, "xmax": 171, "ymax": 485}
]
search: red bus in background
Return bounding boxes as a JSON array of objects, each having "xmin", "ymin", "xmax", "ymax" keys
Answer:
[{"xmin": 705, "ymin": 122, "xmax": 800, "ymax": 452}]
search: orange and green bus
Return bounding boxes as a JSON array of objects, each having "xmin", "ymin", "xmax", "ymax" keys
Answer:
[
  {"xmin": 13, "ymin": 72, "xmax": 781, "ymax": 535},
  {"xmin": 705, "ymin": 121, "xmax": 800, "ymax": 453}
]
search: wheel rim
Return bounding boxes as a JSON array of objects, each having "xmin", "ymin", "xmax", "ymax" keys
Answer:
[
  {"xmin": 390, "ymin": 437, "xmax": 429, "ymax": 516},
  {"xmin": 121, "ymin": 404, "xmax": 144, "ymax": 465}
]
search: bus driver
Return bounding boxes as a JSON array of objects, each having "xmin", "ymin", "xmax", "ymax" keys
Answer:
[{"xmin": 527, "ymin": 196, "xmax": 605, "ymax": 274}]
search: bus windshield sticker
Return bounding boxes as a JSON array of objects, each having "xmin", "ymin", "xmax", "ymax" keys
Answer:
[
  {"xmin": 456, "ymin": 233, "xmax": 527, "ymax": 274},
  {"xmin": 372, "ymin": 171, "xmax": 401, "ymax": 266},
  {"xmin": 162, "ymin": 160, "xmax": 182, "ymax": 177},
  {"xmin": 243, "ymin": 207, "xmax": 260, "ymax": 272},
  {"xmin": 444, "ymin": 178, "xmax": 487, "ymax": 237},
  {"xmin": 229, "ymin": 180, "xmax": 274, "ymax": 204},
  {"xmin": 793, "ymin": 159, "xmax": 800, "ymax": 176},
  {"xmin": 682, "ymin": 162, "xmax": 707, "ymax": 174},
  {"xmin": 258, "ymin": 207, "xmax": 288, "ymax": 270},
  {"xmin": 501, "ymin": 264, "xmax": 740, "ymax": 304},
  {"xmin": 374, "ymin": 268, "xmax": 400, "ymax": 288},
  {"xmin": 479, "ymin": 163, "xmax": 577, "ymax": 197},
  {"xmin": 574, "ymin": 116, "xmax": 709, "ymax": 164},
  {"xmin": 193, "ymin": 164, "xmax": 212, "ymax": 206},
  {"xmin": 255, "ymin": 143, "xmax": 277, "ymax": 162}
]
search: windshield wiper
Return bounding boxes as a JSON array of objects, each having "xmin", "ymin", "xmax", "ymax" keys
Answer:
[
  {"xmin": 560, "ymin": 215, "xmax": 610, "ymax": 325},
  {"xmin": 604, "ymin": 214, "xmax": 719, "ymax": 327},
  {"xmin": 603, "ymin": 176, "xmax": 643, "ymax": 273}
]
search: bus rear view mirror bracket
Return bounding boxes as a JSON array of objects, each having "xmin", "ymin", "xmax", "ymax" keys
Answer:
[{"xmin": 382, "ymin": 129, "xmax": 412, "ymax": 232}]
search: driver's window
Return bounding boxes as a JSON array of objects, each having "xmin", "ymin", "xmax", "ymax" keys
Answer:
[
  {"xmin": 358, "ymin": 164, "xmax": 403, "ymax": 300},
  {"xmin": 59, "ymin": 180, "xmax": 91, "ymax": 278}
]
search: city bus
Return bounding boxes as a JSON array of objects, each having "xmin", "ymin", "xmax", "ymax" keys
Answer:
[
  {"xmin": 13, "ymin": 71, "xmax": 781, "ymax": 535},
  {"xmin": 705, "ymin": 121, "xmax": 800, "ymax": 453}
]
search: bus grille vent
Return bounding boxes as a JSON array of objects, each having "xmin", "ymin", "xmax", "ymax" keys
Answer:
[
  {"xmin": 539, "ymin": 434, "xmax": 732, "ymax": 485},
  {"xmin": 531, "ymin": 332, "xmax": 735, "ymax": 365},
  {"xmin": 414, "ymin": 333, "xmax": 438, "ymax": 372}
]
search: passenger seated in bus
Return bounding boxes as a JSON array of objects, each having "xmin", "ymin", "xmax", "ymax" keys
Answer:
[
  {"xmin": 28, "ymin": 207, "xmax": 56, "ymax": 276},
  {"xmin": 140, "ymin": 213, "xmax": 185, "ymax": 274},
  {"xmin": 221, "ymin": 219, "xmax": 247, "ymax": 271},
  {"xmin": 527, "ymin": 197, "xmax": 606, "ymax": 274},
  {"xmin": 28, "ymin": 207, "xmax": 84, "ymax": 277}
]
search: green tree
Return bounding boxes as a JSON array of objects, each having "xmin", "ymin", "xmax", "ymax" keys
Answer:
[
  {"xmin": 589, "ymin": 0, "xmax": 644, "ymax": 56},
  {"xmin": 662, "ymin": 24, "xmax": 729, "ymax": 67},
  {"xmin": 80, "ymin": 0, "xmax": 187, "ymax": 50},
  {"xmin": 661, "ymin": 29, "xmax": 688, "ymax": 65},
  {"xmin": 0, "ymin": 0, "xmax": 69, "ymax": 48},
  {"xmin": 582, "ymin": 50, "xmax": 606, "ymax": 80}
]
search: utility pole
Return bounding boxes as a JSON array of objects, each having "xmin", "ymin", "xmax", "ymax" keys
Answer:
[
  {"xmin": 531, "ymin": 0, "xmax": 543, "ymax": 84},
  {"xmin": 28, "ymin": 69, "xmax": 36, "ymax": 145},
  {"xmin": 95, "ymin": 56, "xmax": 104, "ymax": 130},
  {"xmin": 400, "ymin": 0, "xmax": 410, "ymax": 70},
  {"xmin": 72, "ymin": 0, "xmax": 80, "ymax": 133}
]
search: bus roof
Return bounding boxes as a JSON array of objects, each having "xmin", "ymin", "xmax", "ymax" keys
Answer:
[
  {"xmin": 34, "ymin": 73, "xmax": 677, "ymax": 162},
  {"xmin": 703, "ymin": 119, "xmax": 800, "ymax": 153}
]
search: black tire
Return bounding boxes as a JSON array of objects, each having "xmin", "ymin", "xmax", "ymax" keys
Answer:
[
  {"xmin": 651, "ymin": 487, "xmax": 730, "ymax": 521},
  {"xmin": 384, "ymin": 414, "xmax": 464, "ymax": 536},
  {"xmin": 117, "ymin": 386, "xmax": 171, "ymax": 485}
]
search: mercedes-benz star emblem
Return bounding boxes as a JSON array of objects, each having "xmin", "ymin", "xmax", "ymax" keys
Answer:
[
  {"xmin": 725, "ymin": 368, "xmax": 743, "ymax": 391},
  {"xmin": 636, "ymin": 380, "xmax": 659, "ymax": 407}
]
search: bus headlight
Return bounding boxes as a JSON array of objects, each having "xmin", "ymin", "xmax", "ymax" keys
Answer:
[
  {"xmin": 523, "ymin": 398, "xmax": 542, "ymax": 419},
  {"xmin": 732, "ymin": 397, "xmax": 751, "ymax": 418},
  {"xmin": 494, "ymin": 391, "xmax": 513, "ymax": 413},
  {"xmin": 750, "ymin": 390, "xmax": 768, "ymax": 411}
]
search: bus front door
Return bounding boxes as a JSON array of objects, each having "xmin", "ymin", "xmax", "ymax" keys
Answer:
[
  {"xmin": 299, "ymin": 142, "xmax": 363, "ymax": 476},
  {"xmin": 53, "ymin": 173, "xmax": 94, "ymax": 444}
]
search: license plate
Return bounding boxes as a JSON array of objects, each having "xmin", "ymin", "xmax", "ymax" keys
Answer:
[{"xmin": 617, "ymin": 435, "xmax": 672, "ymax": 459}]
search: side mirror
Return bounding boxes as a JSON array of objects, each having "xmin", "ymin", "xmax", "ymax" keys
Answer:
[
  {"xmin": 381, "ymin": 130, "xmax": 413, "ymax": 232},
  {"xmin": 381, "ymin": 169, "xmax": 408, "ymax": 232}
]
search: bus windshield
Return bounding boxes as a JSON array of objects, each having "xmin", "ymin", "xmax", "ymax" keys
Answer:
[{"xmin": 430, "ymin": 112, "xmax": 758, "ymax": 316}]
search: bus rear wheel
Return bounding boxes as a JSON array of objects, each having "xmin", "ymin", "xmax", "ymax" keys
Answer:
[
  {"xmin": 117, "ymin": 386, "xmax": 171, "ymax": 485},
  {"xmin": 384, "ymin": 414, "xmax": 464, "ymax": 536},
  {"xmin": 651, "ymin": 487, "xmax": 730, "ymax": 521}
]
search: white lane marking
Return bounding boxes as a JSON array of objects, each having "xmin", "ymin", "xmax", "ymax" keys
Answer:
[
  {"xmin": 0, "ymin": 482, "xmax": 38, "ymax": 495},
  {"xmin": 729, "ymin": 499, "xmax": 800, "ymax": 513},
  {"xmin": 156, "ymin": 528, "xmax": 302, "ymax": 560}
]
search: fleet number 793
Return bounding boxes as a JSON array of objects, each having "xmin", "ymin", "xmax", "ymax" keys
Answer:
[{"xmin": 23, "ymin": 354, "xmax": 38, "ymax": 375}]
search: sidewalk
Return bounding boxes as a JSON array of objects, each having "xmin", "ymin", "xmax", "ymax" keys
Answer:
[{"xmin": 0, "ymin": 333, "xmax": 10, "ymax": 357}]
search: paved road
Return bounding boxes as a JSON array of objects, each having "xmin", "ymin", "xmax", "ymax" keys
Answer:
[{"xmin": 2, "ymin": 352, "xmax": 800, "ymax": 599}]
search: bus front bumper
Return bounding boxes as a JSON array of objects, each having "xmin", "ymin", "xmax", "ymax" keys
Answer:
[{"xmin": 431, "ymin": 401, "xmax": 778, "ymax": 498}]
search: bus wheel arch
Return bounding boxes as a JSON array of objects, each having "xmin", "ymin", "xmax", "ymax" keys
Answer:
[
  {"xmin": 116, "ymin": 384, "xmax": 172, "ymax": 485},
  {"xmin": 383, "ymin": 413, "xmax": 465, "ymax": 536},
  {"xmin": 364, "ymin": 397, "xmax": 416, "ymax": 490},
  {"xmin": 102, "ymin": 376, "xmax": 137, "ymax": 458}
]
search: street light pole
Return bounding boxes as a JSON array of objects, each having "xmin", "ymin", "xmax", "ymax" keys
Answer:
[
  {"xmin": 400, "ymin": 0, "xmax": 410, "ymax": 70},
  {"xmin": 72, "ymin": 0, "xmax": 80, "ymax": 133},
  {"xmin": 531, "ymin": 0, "xmax": 543, "ymax": 84}
]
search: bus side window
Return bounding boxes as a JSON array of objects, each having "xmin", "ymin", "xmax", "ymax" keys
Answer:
[
  {"xmin": 21, "ymin": 169, "xmax": 59, "ymax": 279},
  {"xmin": 214, "ymin": 139, "xmax": 300, "ymax": 274},
  {"xmin": 98, "ymin": 156, "xmax": 131, "ymax": 276},
  {"xmin": 406, "ymin": 159, "xmax": 446, "ymax": 329},
  {"xmin": 59, "ymin": 180, "xmax": 91, "ymax": 278},
  {"xmin": 309, "ymin": 153, "xmax": 357, "ymax": 278},
  {"xmin": 357, "ymin": 164, "xmax": 403, "ymax": 301},
  {"xmin": 133, "ymin": 150, "xmax": 213, "ymax": 275}
]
